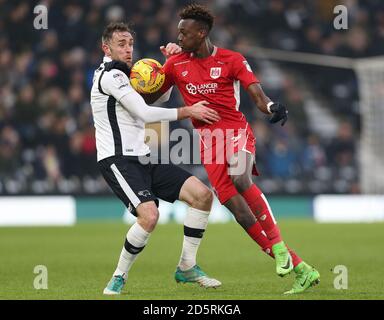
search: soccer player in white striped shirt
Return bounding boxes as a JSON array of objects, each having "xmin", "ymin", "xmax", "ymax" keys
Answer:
[{"xmin": 90, "ymin": 22, "xmax": 221, "ymax": 295}]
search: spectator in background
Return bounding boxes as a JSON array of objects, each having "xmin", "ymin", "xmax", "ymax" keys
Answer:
[
  {"xmin": 267, "ymin": 139, "xmax": 298, "ymax": 178},
  {"xmin": 0, "ymin": 126, "xmax": 21, "ymax": 177},
  {"xmin": 327, "ymin": 121, "xmax": 355, "ymax": 169},
  {"xmin": 301, "ymin": 134, "xmax": 327, "ymax": 174}
]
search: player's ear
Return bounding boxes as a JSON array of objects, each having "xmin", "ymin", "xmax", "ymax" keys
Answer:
[
  {"xmin": 102, "ymin": 42, "xmax": 111, "ymax": 56},
  {"xmin": 198, "ymin": 29, "xmax": 208, "ymax": 39}
]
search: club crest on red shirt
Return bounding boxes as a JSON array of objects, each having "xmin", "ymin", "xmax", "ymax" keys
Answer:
[{"xmin": 210, "ymin": 67, "xmax": 221, "ymax": 79}]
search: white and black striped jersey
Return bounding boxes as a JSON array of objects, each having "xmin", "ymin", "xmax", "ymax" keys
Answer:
[
  {"xmin": 90, "ymin": 57, "xmax": 178, "ymax": 161},
  {"xmin": 90, "ymin": 57, "xmax": 150, "ymax": 161}
]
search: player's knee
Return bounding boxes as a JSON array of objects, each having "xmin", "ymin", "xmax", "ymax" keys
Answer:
[
  {"xmin": 136, "ymin": 202, "xmax": 159, "ymax": 232},
  {"xmin": 143, "ymin": 211, "xmax": 159, "ymax": 232},
  {"xmin": 192, "ymin": 184, "xmax": 213, "ymax": 210},
  {"xmin": 231, "ymin": 174, "xmax": 252, "ymax": 193}
]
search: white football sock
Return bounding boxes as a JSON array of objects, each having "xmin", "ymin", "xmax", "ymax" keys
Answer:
[
  {"xmin": 178, "ymin": 207, "xmax": 210, "ymax": 271},
  {"xmin": 113, "ymin": 222, "xmax": 150, "ymax": 280}
]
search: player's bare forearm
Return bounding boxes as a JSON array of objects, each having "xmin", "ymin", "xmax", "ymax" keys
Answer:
[{"xmin": 247, "ymin": 83, "xmax": 272, "ymax": 114}]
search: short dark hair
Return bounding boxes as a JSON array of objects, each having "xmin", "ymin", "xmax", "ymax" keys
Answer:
[
  {"xmin": 179, "ymin": 3, "xmax": 214, "ymax": 32},
  {"xmin": 102, "ymin": 22, "xmax": 135, "ymax": 43}
]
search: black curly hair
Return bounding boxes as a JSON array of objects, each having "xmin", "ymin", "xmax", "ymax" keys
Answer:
[{"xmin": 179, "ymin": 3, "xmax": 214, "ymax": 32}]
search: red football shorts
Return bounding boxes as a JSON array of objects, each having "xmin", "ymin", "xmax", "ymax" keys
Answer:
[{"xmin": 198, "ymin": 123, "xmax": 259, "ymax": 204}]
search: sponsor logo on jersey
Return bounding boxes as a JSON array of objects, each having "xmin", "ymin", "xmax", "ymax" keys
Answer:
[
  {"xmin": 186, "ymin": 82, "xmax": 218, "ymax": 95},
  {"xmin": 113, "ymin": 72, "xmax": 127, "ymax": 86},
  {"xmin": 186, "ymin": 83, "xmax": 197, "ymax": 94},
  {"xmin": 182, "ymin": 70, "xmax": 188, "ymax": 77},
  {"xmin": 210, "ymin": 67, "xmax": 221, "ymax": 79}
]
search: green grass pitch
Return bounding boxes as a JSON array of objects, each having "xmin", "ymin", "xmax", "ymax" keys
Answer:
[{"xmin": 0, "ymin": 219, "xmax": 383, "ymax": 300}]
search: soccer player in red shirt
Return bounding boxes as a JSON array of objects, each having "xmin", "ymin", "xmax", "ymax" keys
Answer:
[{"xmin": 147, "ymin": 4, "xmax": 320, "ymax": 294}]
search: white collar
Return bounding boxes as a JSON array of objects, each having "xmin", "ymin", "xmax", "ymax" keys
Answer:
[
  {"xmin": 212, "ymin": 46, "xmax": 218, "ymax": 56},
  {"xmin": 103, "ymin": 56, "xmax": 112, "ymax": 63},
  {"xmin": 190, "ymin": 46, "xmax": 217, "ymax": 58}
]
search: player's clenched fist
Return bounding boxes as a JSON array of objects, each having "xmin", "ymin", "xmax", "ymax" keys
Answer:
[{"xmin": 269, "ymin": 102, "xmax": 288, "ymax": 126}]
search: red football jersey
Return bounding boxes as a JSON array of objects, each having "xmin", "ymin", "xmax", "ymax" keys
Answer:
[{"xmin": 161, "ymin": 46, "xmax": 259, "ymax": 130}]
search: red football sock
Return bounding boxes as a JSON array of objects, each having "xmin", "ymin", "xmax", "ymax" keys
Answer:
[
  {"xmin": 246, "ymin": 222, "xmax": 303, "ymax": 267},
  {"xmin": 246, "ymin": 222, "xmax": 274, "ymax": 257},
  {"xmin": 241, "ymin": 184, "xmax": 282, "ymax": 245},
  {"xmin": 288, "ymin": 248, "xmax": 303, "ymax": 267}
]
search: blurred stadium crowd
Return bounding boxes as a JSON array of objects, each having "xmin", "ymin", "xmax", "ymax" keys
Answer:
[{"xmin": 1, "ymin": 0, "xmax": 382, "ymax": 195}]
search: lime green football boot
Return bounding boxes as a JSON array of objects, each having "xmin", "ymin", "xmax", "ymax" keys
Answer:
[
  {"xmin": 284, "ymin": 262, "xmax": 320, "ymax": 294},
  {"xmin": 272, "ymin": 241, "xmax": 293, "ymax": 277},
  {"xmin": 175, "ymin": 265, "xmax": 221, "ymax": 288}
]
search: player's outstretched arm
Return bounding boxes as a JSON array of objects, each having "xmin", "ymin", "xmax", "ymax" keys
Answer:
[
  {"xmin": 247, "ymin": 83, "xmax": 288, "ymax": 126},
  {"xmin": 120, "ymin": 93, "xmax": 220, "ymax": 124},
  {"xmin": 120, "ymin": 93, "xmax": 178, "ymax": 123},
  {"xmin": 102, "ymin": 66, "xmax": 219, "ymax": 124}
]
